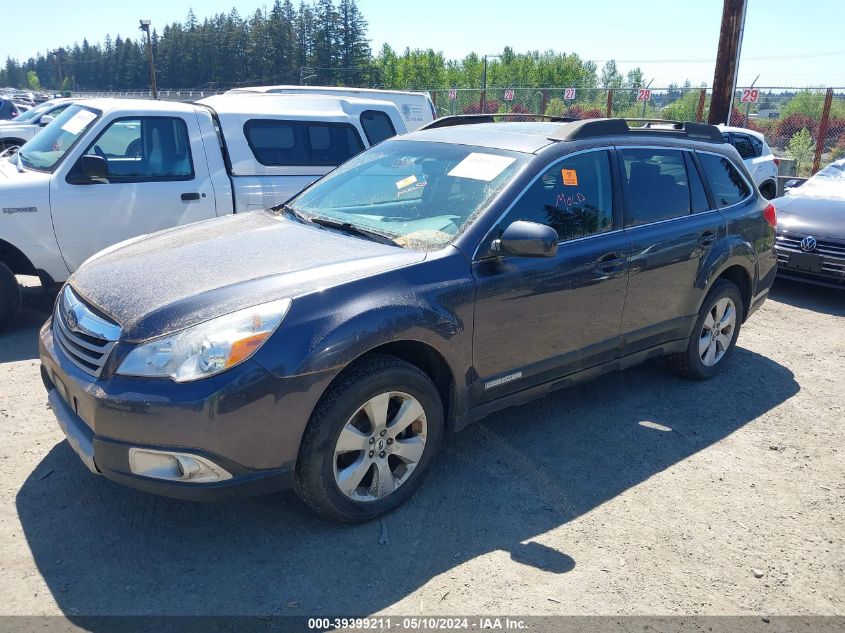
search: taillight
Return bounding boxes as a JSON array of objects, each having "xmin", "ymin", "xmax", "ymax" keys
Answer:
[
  {"xmin": 763, "ymin": 202, "xmax": 777, "ymax": 227},
  {"xmin": 772, "ymin": 157, "xmax": 780, "ymax": 167}
]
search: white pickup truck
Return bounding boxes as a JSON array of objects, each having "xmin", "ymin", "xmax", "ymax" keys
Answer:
[{"xmin": 0, "ymin": 94, "xmax": 406, "ymax": 331}]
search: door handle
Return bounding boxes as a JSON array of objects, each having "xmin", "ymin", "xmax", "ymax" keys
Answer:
[
  {"xmin": 699, "ymin": 230, "xmax": 717, "ymax": 247},
  {"xmin": 181, "ymin": 192, "xmax": 201, "ymax": 201},
  {"xmin": 595, "ymin": 254, "xmax": 627, "ymax": 273}
]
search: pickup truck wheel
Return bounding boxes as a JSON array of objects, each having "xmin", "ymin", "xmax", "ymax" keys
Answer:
[
  {"xmin": 667, "ymin": 279, "xmax": 744, "ymax": 381},
  {"xmin": 295, "ymin": 354, "xmax": 444, "ymax": 523},
  {"xmin": 0, "ymin": 139, "xmax": 24, "ymax": 153},
  {"xmin": 0, "ymin": 262, "xmax": 22, "ymax": 334}
]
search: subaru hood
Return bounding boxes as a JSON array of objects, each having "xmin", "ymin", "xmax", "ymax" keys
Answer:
[{"xmin": 69, "ymin": 210, "xmax": 426, "ymax": 341}]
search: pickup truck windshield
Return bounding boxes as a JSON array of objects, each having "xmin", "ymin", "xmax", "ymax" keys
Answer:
[
  {"xmin": 290, "ymin": 139, "xmax": 528, "ymax": 250},
  {"xmin": 18, "ymin": 105, "xmax": 100, "ymax": 172}
]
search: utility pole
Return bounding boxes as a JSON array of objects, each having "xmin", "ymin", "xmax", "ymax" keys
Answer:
[
  {"xmin": 51, "ymin": 49, "xmax": 63, "ymax": 92},
  {"xmin": 139, "ymin": 19, "xmax": 158, "ymax": 99},
  {"xmin": 708, "ymin": 0, "xmax": 748, "ymax": 125},
  {"xmin": 480, "ymin": 54, "xmax": 501, "ymax": 113}
]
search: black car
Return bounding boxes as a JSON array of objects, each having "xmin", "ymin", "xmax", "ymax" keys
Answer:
[
  {"xmin": 39, "ymin": 118, "xmax": 777, "ymax": 522},
  {"xmin": 773, "ymin": 158, "xmax": 845, "ymax": 288}
]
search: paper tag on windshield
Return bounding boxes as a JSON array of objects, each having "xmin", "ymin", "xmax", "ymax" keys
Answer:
[
  {"xmin": 395, "ymin": 174, "xmax": 418, "ymax": 189},
  {"xmin": 60, "ymin": 110, "xmax": 97, "ymax": 135},
  {"xmin": 448, "ymin": 153, "xmax": 515, "ymax": 181}
]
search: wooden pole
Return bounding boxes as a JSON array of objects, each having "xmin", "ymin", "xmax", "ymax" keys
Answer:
[
  {"xmin": 708, "ymin": 0, "xmax": 746, "ymax": 125},
  {"xmin": 812, "ymin": 88, "xmax": 834, "ymax": 175}
]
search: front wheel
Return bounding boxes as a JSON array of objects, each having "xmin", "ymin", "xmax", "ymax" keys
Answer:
[
  {"xmin": 667, "ymin": 279, "xmax": 744, "ymax": 380},
  {"xmin": 295, "ymin": 354, "xmax": 444, "ymax": 523}
]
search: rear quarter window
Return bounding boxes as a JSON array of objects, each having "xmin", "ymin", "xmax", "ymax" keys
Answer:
[
  {"xmin": 360, "ymin": 110, "xmax": 397, "ymax": 145},
  {"xmin": 243, "ymin": 119, "xmax": 364, "ymax": 167},
  {"xmin": 697, "ymin": 152, "xmax": 752, "ymax": 208}
]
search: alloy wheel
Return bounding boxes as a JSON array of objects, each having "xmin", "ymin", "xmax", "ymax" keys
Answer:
[
  {"xmin": 333, "ymin": 391, "xmax": 427, "ymax": 502},
  {"xmin": 699, "ymin": 297, "xmax": 736, "ymax": 367}
]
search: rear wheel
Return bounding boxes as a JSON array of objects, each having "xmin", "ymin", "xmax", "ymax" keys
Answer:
[
  {"xmin": 295, "ymin": 354, "xmax": 444, "ymax": 523},
  {"xmin": 0, "ymin": 262, "xmax": 22, "ymax": 334},
  {"xmin": 667, "ymin": 279, "xmax": 744, "ymax": 380}
]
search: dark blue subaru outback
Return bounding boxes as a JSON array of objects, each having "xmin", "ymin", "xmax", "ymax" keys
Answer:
[{"xmin": 39, "ymin": 118, "xmax": 777, "ymax": 522}]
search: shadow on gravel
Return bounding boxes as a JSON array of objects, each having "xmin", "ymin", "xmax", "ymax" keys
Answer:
[
  {"xmin": 769, "ymin": 277, "xmax": 845, "ymax": 317},
  {"xmin": 0, "ymin": 304, "xmax": 49, "ymax": 363},
  {"xmin": 16, "ymin": 348, "xmax": 797, "ymax": 620}
]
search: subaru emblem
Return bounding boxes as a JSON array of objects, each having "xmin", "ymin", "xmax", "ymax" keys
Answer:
[
  {"xmin": 66, "ymin": 307, "xmax": 79, "ymax": 331},
  {"xmin": 800, "ymin": 236, "xmax": 817, "ymax": 252}
]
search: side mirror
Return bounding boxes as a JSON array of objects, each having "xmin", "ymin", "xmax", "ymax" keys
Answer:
[
  {"xmin": 38, "ymin": 115, "xmax": 55, "ymax": 127},
  {"xmin": 492, "ymin": 220, "xmax": 559, "ymax": 258},
  {"xmin": 784, "ymin": 179, "xmax": 802, "ymax": 189},
  {"xmin": 67, "ymin": 154, "xmax": 109, "ymax": 184}
]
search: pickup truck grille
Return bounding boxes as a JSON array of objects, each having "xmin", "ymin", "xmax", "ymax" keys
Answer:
[{"xmin": 53, "ymin": 286, "xmax": 121, "ymax": 378}]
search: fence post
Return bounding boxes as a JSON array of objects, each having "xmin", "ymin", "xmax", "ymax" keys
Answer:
[
  {"xmin": 430, "ymin": 90, "xmax": 436, "ymax": 109},
  {"xmin": 695, "ymin": 89, "xmax": 707, "ymax": 122},
  {"xmin": 540, "ymin": 90, "xmax": 549, "ymax": 115},
  {"xmin": 606, "ymin": 89, "xmax": 613, "ymax": 118},
  {"xmin": 812, "ymin": 88, "xmax": 834, "ymax": 175}
]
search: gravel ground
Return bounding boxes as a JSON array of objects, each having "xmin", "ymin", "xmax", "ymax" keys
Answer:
[{"xmin": 0, "ymin": 278, "xmax": 842, "ymax": 619}]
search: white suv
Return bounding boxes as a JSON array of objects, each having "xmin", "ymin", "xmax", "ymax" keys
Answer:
[{"xmin": 717, "ymin": 125, "xmax": 779, "ymax": 199}]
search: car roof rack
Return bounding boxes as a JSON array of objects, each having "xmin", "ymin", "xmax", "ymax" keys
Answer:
[
  {"xmin": 548, "ymin": 118, "xmax": 724, "ymax": 143},
  {"xmin": 420, "ymin": 113, "xmax": 574, "ymax": 130}
]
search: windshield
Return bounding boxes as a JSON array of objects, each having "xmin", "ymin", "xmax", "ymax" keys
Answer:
[
  {"xmin": 289, "ymin": 140, "xmax": 528, "ymax": 250},
  {"xmin": 813, "ymin": 161, "xmax": 845, "ymax": 181},
  {"xmin": 11, "ymin": 101, "xmax": 52, "ymax": 123},
  {"xmin": 18, "ymin": 105, "xmax": 100, "ymax": 172}
]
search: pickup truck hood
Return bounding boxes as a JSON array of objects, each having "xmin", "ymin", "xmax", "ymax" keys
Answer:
[
  {"xmin": 775, "ymin": 192, "xmax": 845, "ymax": 241},
  {"xmin": 69, "ymin": 210, "xmax": 426, "ymax": 341}
]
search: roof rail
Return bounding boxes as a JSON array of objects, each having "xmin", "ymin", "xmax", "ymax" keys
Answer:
[
  {"xmin": 548, "ymin": 118, "xmax": 724, "ymax": 143},
  {"xmin": 420, "ymin": 113, "xmax": 573, "ymax": 130}
]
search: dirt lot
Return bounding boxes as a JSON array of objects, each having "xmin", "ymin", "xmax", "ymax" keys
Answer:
[{"xmin": 0, "ymin": 278, "xmax": 842, "ymax": 619}]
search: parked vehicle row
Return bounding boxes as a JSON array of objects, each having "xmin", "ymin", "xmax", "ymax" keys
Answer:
[
  {"xmin": 37, "ymin": 117, "xmax": 777, "ymax": 522},
  {"xmin": 0, "ymin": 98, "xmax": 79, "ymax": 152},
  {"xmin": 0, "ymin": 93, "xmax": 408, "ymax": 331}
]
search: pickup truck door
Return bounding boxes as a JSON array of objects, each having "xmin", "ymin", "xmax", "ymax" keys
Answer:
[{"xmin": 50, "ymin": 112, "xmax": 218, "ymax": 272}]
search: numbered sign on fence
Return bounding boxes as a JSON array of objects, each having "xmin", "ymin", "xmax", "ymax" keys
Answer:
[
  {"xmin": 448, "ymin": 88, "xmax": 457, "ymax": 101},
  {"xmin": 740, "ymin": 88, "xmax": 759, "ymax": 103},
  {"xmin": 636, "ymin": 89, "xmax": 651, "ymax": 102},
  {"xmin": 564, "ymin": 88, "xmax": 576, "ymax": 100},
  {"xmin": 504, "ymin": 89, "xmax": 515, "ymax": 102}
]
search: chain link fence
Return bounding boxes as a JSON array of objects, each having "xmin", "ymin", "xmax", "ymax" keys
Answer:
[
  {"xmin": 77, "ymin": 86, "xmax": 845, "ymax": 175},
  {"xmin": 430, "ymin": 86, "xmax": 845, "ymax": 175}
]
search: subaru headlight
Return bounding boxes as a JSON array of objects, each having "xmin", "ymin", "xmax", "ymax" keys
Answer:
[{"xmin": 116, "ymin": 299, "xmax": 291, "ymax": 382}]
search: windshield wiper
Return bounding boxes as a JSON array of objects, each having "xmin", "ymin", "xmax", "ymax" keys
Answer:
[
  {"xmin": 273, "ymin": 203, "xmax": 312, "ymax": 224},
  {"xmin": 308, "ymin": 216, "xmax": 400, "ymax": 247}
]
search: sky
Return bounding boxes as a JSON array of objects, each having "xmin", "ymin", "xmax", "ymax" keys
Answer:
[{"xmin": 2, "ymin": 0, "xmax": 844, "ymax": 88}]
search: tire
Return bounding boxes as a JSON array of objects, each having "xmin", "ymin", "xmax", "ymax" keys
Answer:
[
  {"xmin": 0, "ymin": 138, "xmax": 24, "ymax": 153},
  {"xmin": 759, "ymin": 181, "xmax": 777, "ymax": 200},
  {"xmin": 0, "ymin": 262, "xmax": 22, "ymax": 334},
  {"xmin": 667, "ymin": 279, "xmax": 744, "ymax": 380},
  {"xmin": 295, "ymin": 354, "xmax": 444, "ymax": 523}
]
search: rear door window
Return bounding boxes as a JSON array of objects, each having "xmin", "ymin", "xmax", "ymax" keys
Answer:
[
  {"xmin": 502, "ymin": 149, "xmax": 614, "ymax": 242},
  {"xmin": 697, "ymin": 152, "xmax": 751, "ymax": 208},
  {"xmin": 620, "ymin": 148, "xmax": 692, "ymax": 227},
  {"xmin": 360, "ymin": 110, "xmax": 397, "ymax": 146},
  {"xmin": 731, "ymin": 133, "xmax": 756, "ymax": 160},
  {"xmin": 244, "ymin": 120, "xmax": 364, "ymax": 166}
]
